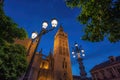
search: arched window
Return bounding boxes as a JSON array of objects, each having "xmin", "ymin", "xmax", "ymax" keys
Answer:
[
  {"xmin": 107, "ymin": 68, "xmax": 115, "ymax": 78},
  {"xmin": 116, "ymin": 65, "xmax": 120, "ymax": 74}
]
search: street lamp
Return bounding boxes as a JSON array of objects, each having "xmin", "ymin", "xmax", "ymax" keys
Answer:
[
  {"xmin": 23, "ymin": 18, "xmax": 58, "ymax": 80},
  {"xmin": 26, "ymin": 32, "xmax": 38, "ymax": 56},
  {"xmin": 72, "ymin": 42, "xmax": 88, "ymax": 80},
  {"xmin": 31, "ymin": 32, "xmax": 38, "ymax": 39}
]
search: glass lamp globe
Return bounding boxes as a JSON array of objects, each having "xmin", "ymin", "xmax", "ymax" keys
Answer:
[
  {"xmin": 31, "ymin": 32, "xmax": 38, "ymax": 39},
  {"xmin": 42, "ymin": 22, "xmax": 48, "ymax": 29},
  {"xmin": 51, "ymin": 19, "xmax": 58, "ymax": 28},
  {"xmin": 73, "ymin": 55, "xmax": 76, "ymax": 58},
  {"xmin": 75, "ymin": 43, "xmax": 78, "ymax": 47},
  {"xmin": 82, "ymin": 53, "xmax": 85, "ymax": 57},
  {"xmin": 72, "ymin": 51, "xmax": 75, "ymax": 54},
  {"xmin": 81, "ymin": 50, "xmax": 84, "ymax": 53}
]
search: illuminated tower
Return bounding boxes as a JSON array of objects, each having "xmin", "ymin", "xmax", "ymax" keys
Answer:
[{"xmin": 53, "ymin": 26, "xmax": 73, "ymax": 80}]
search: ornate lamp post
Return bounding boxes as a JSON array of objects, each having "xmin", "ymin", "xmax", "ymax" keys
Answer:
[
  {"xmin": 23, "ymin": 18, "xmax": 58, "ymax": 80},
  {"xmin": 72, "ymin": 42, "xmax": 88, "ymax": 80},
  {"xmin": 26, "ymin": 32, "xmax": 38, "ymax": 56}
]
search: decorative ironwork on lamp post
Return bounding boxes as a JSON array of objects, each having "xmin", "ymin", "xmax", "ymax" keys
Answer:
[
  {"xmin": 72, "ymin": 42, "xmax": 88, "ymax": 80},
  {"xmin": 23, "ymin": 18, "xmax": 58, "ymax": 80},
  {"xmin": 26, "ymin": 32, "xmax": 38, "ymax": 56}
]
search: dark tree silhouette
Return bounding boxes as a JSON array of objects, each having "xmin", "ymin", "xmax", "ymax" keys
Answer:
[
  {"xmin": 0, "ymin": 1, "xmax": 28, "ymax": 80},
  {"xmin": 65, "ymin": 0, "xmax": 120, "ymax": 42}
]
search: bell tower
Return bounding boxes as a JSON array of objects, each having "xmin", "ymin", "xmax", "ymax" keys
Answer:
[{"xmin": 53, "ymin": 26, "xmax": 73, "ymax": 80}]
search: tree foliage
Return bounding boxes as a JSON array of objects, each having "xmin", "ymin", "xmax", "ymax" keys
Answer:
[
  {"xmin": 0, "ymin": 44, "xmax": 27, "ymax": 80},
  {"xmin": 0, "ymin": 1, "xmax": 28, "ymax": 44},
  {"xmin": 66, "ymin": 0, "xmax": 120, "ymax": 42},
  {"xmin": 0, "ymin": 1, "xmax": 28, "ymax": 79}
]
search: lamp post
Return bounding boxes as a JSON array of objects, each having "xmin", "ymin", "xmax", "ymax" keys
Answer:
[
  {"xmin": 23, "ymin": 18, "xmax": 58, "ymax": 80},
  {"xmin": 26, "ymin": 32, "xmax": 38, "ymax": 56},
  {"xmin": 72, "ymin": 42, "xmax": 88, "ymax": 80}
]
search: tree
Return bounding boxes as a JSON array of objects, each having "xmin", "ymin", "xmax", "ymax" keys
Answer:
[
  {"xmin": 65, "ymin": 0, "xmax": 120, "ymax": 42},
  {"xmin": 0, "ymin": 44, "xmax": 27, "ymax": 80},
  {"xmin": 0, "ymin": 0, "xmax": 28, "ymax": 44},
  {"xmin": 0, "ymin": 1, "xmax": 28, "ymax": 79}
]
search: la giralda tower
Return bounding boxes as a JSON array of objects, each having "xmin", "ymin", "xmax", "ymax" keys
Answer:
[{"xmin": 53, "ymin": 26, "xmax": 73, "ymax": 80}]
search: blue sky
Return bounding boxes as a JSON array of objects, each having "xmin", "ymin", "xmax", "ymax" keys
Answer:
[{"xmin": 3, "ymin": 0, "xmax": 120, "ymax": 77}]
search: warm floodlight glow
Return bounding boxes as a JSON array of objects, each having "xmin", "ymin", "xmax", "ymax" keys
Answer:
[
  {"xmin": 31, "ymin": 32, "xmax": 38, "ymax": 39},
  {"xmin": 42, "ymin": 22, "xmax": 48, "ymax": 29},
  {"xmin": 51, "ymin": 19, "xmax": 58, "ymax": 27}
]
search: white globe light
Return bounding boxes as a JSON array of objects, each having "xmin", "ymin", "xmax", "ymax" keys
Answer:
[
  {"xmin": 82, "ymin": 53, "xmax": 85, "ymax": 57},
  {"xmin": 51, "ymin": 19, "xmax": 58, "ymax": 28},
  {"xmin": 42, "ymin": 22, "xmax": 48, "ymax": 29},
  {"xmin": 73, "ymin": 55, "xmax": 76, "ymax": 58},
  {"xmin": 75, "ymin": 43, "xmax": 78, "ymax": 47},
  {"xmin": 31, "ymin": 32, "xmax": 38, "ymax": 39},
  {"xmin": 72, "ymin": 52, "xmax": 75, "ymax": 54},
  {"xmin": 81, "ymin": 50, "xmax": 84, "ymax": 53}
]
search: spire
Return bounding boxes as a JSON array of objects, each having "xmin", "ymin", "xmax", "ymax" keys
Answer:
[
  {"xmin": 48, "ymin": 49, "xmax": 53, "ymax": 59},
  {"xmin": 49, "ymin": 48, "xmax": 53, "ymax": 55},
  {"xmin": 58, "ymin": 25, "xmax": 64, "ymax": 32}
]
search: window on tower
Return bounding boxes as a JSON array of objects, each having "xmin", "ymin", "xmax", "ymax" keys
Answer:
[
  {"xmin": 59, "ymin": 46, "xmax": 62, "ymax": 55},
  {"xmin": 65, "ymin": 62, "xmax": 67, "ymax": 69},
  {"xmin": 63, "ymin": 47, "xmax": 65, "ymax": 55},
  {"xmin": 62, "ymin": 59, "xmax": 67, "ymax": 69},
  {"xmin": 62, "ymin": 62, "xmax": 64, "ymax": 69}
]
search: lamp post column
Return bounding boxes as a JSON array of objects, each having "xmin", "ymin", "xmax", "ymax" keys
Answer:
[
  {"xmin": 78, "ymin": 58, "xmax": 87, "ymax": 80},
  {"xmin": 23, "ymin": 30, "xmax": 44, "ymax": 80},
  {"xmin": 72, "ymin": 42, "xmax": 88, "ymax": 80},
  {"xmin": 23, "ymin": 19, "xmax": 58, "ymax": 80}
]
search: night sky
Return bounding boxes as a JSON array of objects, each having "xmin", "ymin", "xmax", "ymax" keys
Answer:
[{"xmin": 4, "ymin": 0, "xmax": 120, "ymax": 77}]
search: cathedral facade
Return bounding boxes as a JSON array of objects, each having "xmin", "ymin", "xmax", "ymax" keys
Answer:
[{"xmin": 16, "ymin": 26, "xmax": 73, "ymax": 80}]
